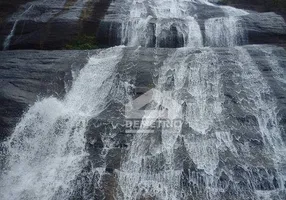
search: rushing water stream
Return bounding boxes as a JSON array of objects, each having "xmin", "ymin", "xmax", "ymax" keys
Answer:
[
  {"xmin": 1, "ymin": 0, "xmax": 286, "ymax": 200},
  {"xmin": 0, "ymin": 47, "xmax": 124, "ymax": 199}
]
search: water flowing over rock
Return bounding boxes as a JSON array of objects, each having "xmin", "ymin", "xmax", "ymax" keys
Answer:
[
  {"xmin": 99, "ymin": 0, "xmax": 247, "ymax": 47},
  {"xmin": 1, "ymin": 0, "xmax": 286, "ymax": 49},
  {"xmin": 0, "ymin": 0, "xmax": 112, "ymax": 50},
  {"xmin": 0, "ymin": 46, "xmax": 124, "ymax": 199},
  {"xmin": 1, "ymin": 45, "xmax": 286, "ymax": 199},
  {"xmin": 205, "ymin": 16, "xmax": 247, "ymax": 47},
  {"xmin": 1, "ymin": 0, "xmax": 286, "ymax": 200}
]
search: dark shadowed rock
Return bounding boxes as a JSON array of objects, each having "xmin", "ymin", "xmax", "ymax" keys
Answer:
[
  {"xmin": 0, "ymin": 50, "xmax": 89, "ymax": 139},
  {"xmin": 240, "ymin": 12, "xmax": 286, "ymax": 46},
  {"xmin": 0, "ymin": 0, "xmax": 112, "ymax": 50}
]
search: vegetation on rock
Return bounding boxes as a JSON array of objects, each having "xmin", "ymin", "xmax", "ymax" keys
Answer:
[{"xmin": 64, "ymin": 34, "xmax": 97, "ymax": 50}]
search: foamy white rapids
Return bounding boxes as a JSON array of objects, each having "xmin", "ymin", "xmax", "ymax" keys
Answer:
[
  {"xmin": 120, "ymin": 0, "xmax": 203, "ymax": 47},
  {"xmin": 0, "ymin": 46, "xmax": 123, "ymax": 200},
  {"xmin": 113, "ymin": 0, "xmax": 249, "ymax": 47},
  {"xmin": 117, "ymin": 48, "xmax": 226, "ymax": 199},
  {"xmin": 235, "ymin": 47, "xmax": 286, "ymax": 192},
  {"xmin": 205, "ymin": 16, "xmax": 247, "ymax": 47}
]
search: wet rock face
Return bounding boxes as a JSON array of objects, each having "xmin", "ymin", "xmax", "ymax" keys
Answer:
[
  {"xmin": 1, "ymin": 1, "xmax": 286, "ymax": 199},
  {"xmin": 0, "ymin": 50, "xmax": 89, "ymax": 139},
  {"xmin": 98, "ymin": 11, "xmax": 286, "ymax": 48},
  {"xmin": 241, "ymin": 12, "xmax": 286, "ymax": 46},
  {"xmin": 217, "ymin": 0, "xmax": 286, "ymax": 14},
  {"xmin": 0, "ymin": 0, "xmax": 112, "ymax": 50},
  {"xmin": 83, "ymin": 0, "xmax": 286, "ymax": 48},
  {"xmin": 1, "ymin": 0, "xmax": 286, "ymax": 50},
  {"xmin": 0, "ymin": 0, "xmax": 33, "ymax": 23},
  {"xmin": 0, "ymin": 46, "xmax": 286, "ymax": 199}
]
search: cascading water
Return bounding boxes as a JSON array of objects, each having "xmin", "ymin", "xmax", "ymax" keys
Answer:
[
  {"xmin": 117, "ymin": 46, "xmax": 286, "ymax": 200},
  {"xmin": 103, "ymin": 0, "xmax": 248, "ymax": 48},
  {"xmin": 2, "ymin": 5, "xmax": 33, "ymax": 50},
  {"xmin": 205, "ymin": 17, "xmax": 247, "ymax": 47},
  {"xmin": 1, "ymin": 0, "xmax": 286, "ymax": 199},
  {"xmin": 118, "ymin": 48, "xmax": 223, "ymax": 199},
  {"xmin": 2, "ymin": 0, "xmax": 88, "ymax": 50},
  {"xmin": 0, "ymin": 47, "xmax": 123, "ymax": 199},
  {"xmin": 118, "ymin": 0, "xmax": 204, "ymax": 47},
  {"xmin": 3, "ymin": 20, "xmax": 19, "ymax": 50}
]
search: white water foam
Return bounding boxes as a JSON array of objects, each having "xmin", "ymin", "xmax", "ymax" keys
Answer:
[
  {"xmin": 235, "ymin": 46, "xmax": 286, "ymax": 197},
  {"xmin": 0, "ymin": 46, "xmax": 123, "ymax": 200},
  {"xmin": 205, "ymin": 16, "xmax": 247, "ymax": 47},
  {"xmin": 120, "ymin": 0, "xmax": 203, "ymax": 48},
  {"xmin": 117, "ymin": 48, "xmax": 226, "ymax": 199}
]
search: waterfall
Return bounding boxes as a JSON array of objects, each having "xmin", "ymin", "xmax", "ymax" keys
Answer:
[
  {"xmin": 2, "ymin": 0, "xmax": 86, "ymax": 50},
  {"xmin": 0, "ymin": 47, "xmax": 123, "ymax": 200},
  {"xmin": 119, "ymin": 0, "xmax": 203, "ymax": 48},
  {"xmin": 1, "ymin": 0, "xmax": 286, "ymax": 199},
  {"xmin": 103, "ymin": 0, "xmax": 249, "ymax": 48},
  {"xmin": 2, "ymin": 5, "xmax": 33, "ymax": 50},
  {"xmin": 237, "ymin": 46, "xmax": 286, "ymax": 189},
  {"xmin": 118, "ymin": 48, "xmax": 223, "ymax": 199},
  {"xmin": 205, "ymin": 17, "xmax": 247, "ymax": 47},
  {"xmin": 3, "ymin": 20, "xmax": 19, "ymax": 50},
  {"xmin": 116, "ymin": 46, "xmax": 286, "ymax": 200}
]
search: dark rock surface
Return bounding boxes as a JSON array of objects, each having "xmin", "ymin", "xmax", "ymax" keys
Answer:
[
  {"xmin": 0, "ymin": 0, "xmax": 33, "ymax": 24},
  {"xmin": 1, "ymin": 0, "xmax": 286, "ymax": 50},
  {"xmin": 216, "ymin": 0, "xmax": 286, "ymax": 14},
  {"xmin": 0, "ymin": 0, "xmax": 112, "ymax": 50},
  {"xmin": 0, "ymin": 50, "xmax": 89, "ymax": 139},
  {"xmin": 240, "ymin": 12, "xmax": 286, "ymax": 46}
]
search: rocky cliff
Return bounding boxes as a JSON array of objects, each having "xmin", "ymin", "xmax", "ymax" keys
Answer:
[
  {"xmin": 1, "ymin": 1, "xmax": 286, "ymax": 200},
  {"xmin": 0, "ymin": 0, "xmax": 112, "ymax": 50},
  {"xmin": 1, "ymin": 0, "xmax": 286, "ymax": 50}
]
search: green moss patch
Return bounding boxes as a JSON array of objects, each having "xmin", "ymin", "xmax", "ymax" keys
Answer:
[{"xmin": 64, "ymin": 34, "xmax": 97, "ymax": 50}]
